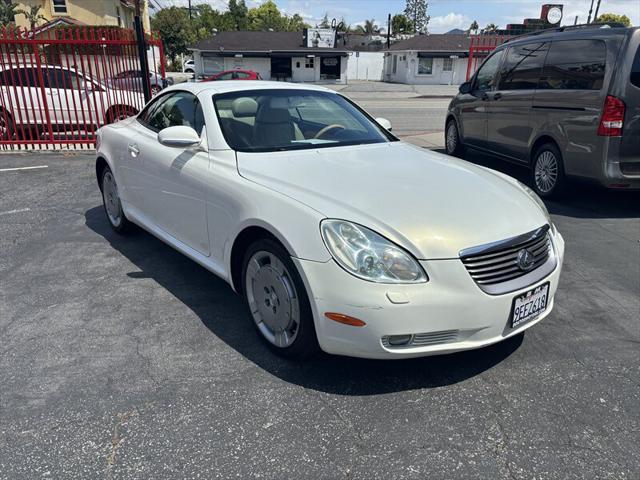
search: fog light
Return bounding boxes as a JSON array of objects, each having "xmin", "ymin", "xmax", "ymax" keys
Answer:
[{"xmin": 387, "ymin": 334, "xmax": 413, "ymax": 346}]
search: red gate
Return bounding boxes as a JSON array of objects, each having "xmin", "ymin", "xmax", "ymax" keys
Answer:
[
  {"xmin": 466, "ymin": 34, "xmax": 512, "ymax": 80},
  {"xmin": 0, "ymin": 26, "xmax": 165, "ymax": 150}
]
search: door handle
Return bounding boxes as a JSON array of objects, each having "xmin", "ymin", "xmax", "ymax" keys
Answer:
[
  {"xmin": 493, "ymin": 93, "xmax": 502, "ymax": 100},
  {"xmin": 127, "ymin": 143, "xmax": 140, "ymax": 157}
]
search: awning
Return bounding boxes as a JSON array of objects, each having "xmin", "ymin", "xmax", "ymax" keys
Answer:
[
  {"xmin": 417, "ymin": 51, "xmax": 469, "ymax": 58},
  {"xmin": 202, "ymin": 50, "xmax": 348, "ymax": 58}
]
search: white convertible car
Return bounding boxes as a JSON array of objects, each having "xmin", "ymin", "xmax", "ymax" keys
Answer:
[{"xmin": 96, "ymin": 81, "xmax": 565, "ymax": 359}]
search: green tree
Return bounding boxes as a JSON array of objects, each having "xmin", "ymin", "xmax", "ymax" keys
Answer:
[
  {"xmin": 248, "ymin": 0, "xmax": 286, "ymax": 31},
  {"xmin": 355, "ymin": 19, "xmax": 379, "ymax": 35},
  {"xmin": 391, "ymin": 14, "xmax": 412, "ymax": 34},
  {"xmin": 469, "ymin": 20, "xmax": 479, "ymax": 33},
  {"xmin": 150, "ymin": 7, "xmax": 195, "ymax": 62},
  {"xmin": 16, "ymin": 4, "xmax": 46, "ymax": 29},
  {"xmin": 192, "ymin": 3, "xmax": 234, "ymax": 36},
  {"xmin": 228, "ymin": 0, "xmax": 248, "ymax": 30},
  {"xmin": 596, "ymin": 13, "xmax": 631, "ymax": 27},
  {"xmin": 286, "ymin": 13, "xmax": 308, "ymax": 32},
  {"xmin": 484, "ymin": 23, "xmax": 498, "ymax": 33},
  {"xmin": 0, "ymin": 2, "xmax": 17, "ymax": 27},
  {"xmin": 404, "ymin": 0, "xmax": 429, "ymax": 34}
]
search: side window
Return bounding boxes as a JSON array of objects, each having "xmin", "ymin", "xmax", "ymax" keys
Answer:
[
  {"xmin": 236, "ymin": 72, "xmax": 250, "ymax": 79},
  {"xmin": 539, "ymin": 40, "xmax": 606, "ymax": 91},
  {"xmin": 137, "ymin": 94, "xmax": 167, "ymax": 126},
  {"xmin": 497, "ymin": 43, "xmax": 548, "ymax": 90},
  {"xmin": 474, "ymin": 50, "xmax": 504, "ymax": 91},
  {"xmin": 630, "ymin": 44, "xmax": 639, "ymax": 88},
  {"xmin": 0, "ymin": 68, "xmax": 38, "ymax": 87},
  {"xmin": 143, "ymin": 91, "xmax": 204, "ymax": 133},
  {"xmin": 46, "ymin": 69, "xmax": 82, "ymax": 89}
]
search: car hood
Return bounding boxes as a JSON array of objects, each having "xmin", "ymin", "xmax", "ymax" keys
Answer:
[{"xmin": 236, "ymin": 142, "xmax": 549, "ymax": 259}]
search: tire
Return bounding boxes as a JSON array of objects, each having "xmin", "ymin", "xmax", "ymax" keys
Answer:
[
  {"xmin": 106, "ymin": 106, "xmax": 137, "ymax": 124},
  {"xmin": 0, "ymin": 110, "xmax": 14, "ymax": 141},
  {"xmin": 445, "ymin": 119, "xmax": 465, "ymax": 157},
  {"xmin": 100, "ymin": 166, "xmax": 132, "ymax": 234},
  {"xmin": 530, "ymin": 142, "xmax": 566, "ymax": 199},
  {"xmin": 151, "ymin": 85, "xmax": 162, "ymax": 96},
  {"xmin": 241, "ymin": 238, "xmax": 319, "ymax": 358}
]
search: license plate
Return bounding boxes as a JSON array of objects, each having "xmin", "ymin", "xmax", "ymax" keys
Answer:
[{"xmin": 510, "ymin": 283, "xmax": 549, "ymax": 329}]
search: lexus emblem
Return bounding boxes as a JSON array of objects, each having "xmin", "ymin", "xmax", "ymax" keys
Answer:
[{"xmin": 516, "ymin": 249, "xmax": 536, "ymax": 271}]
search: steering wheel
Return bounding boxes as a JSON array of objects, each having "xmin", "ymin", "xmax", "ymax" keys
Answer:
[{"xmin": 314, "ymin": 124, "xmax": 345, "ymax": 139}]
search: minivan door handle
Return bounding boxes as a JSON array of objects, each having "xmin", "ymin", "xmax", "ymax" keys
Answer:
[{"xmin": 493, "ymin": 93, "xmax": 502, "ymax": 100}]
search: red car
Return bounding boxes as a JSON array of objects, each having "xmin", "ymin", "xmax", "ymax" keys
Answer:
[{"xmin": 203, "ymin": 70, "xmax": 261, "ymax": 81}]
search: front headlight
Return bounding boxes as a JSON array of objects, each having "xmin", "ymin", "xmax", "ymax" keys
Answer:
[{"xmin": 320, "ymin": 219, "xmax": 428, "ymax": 284}]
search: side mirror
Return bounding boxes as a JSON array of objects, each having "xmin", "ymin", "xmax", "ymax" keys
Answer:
[
  {"xmin": 459, "ymin": 81, "xmax": 472, "ymax": 94},
  {"xmin": 375, "ymin": 117, "xmax": 392, "ymax": 131},
  {"xmin": 158, "ymin": 125, "xmax": 201, "ymax": 148}
]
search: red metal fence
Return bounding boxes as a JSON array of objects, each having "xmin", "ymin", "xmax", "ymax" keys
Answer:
[
  {"xmin": 466, "ymin": 35, "xmax": 512, "ymax": 81},
  {"xmin": 0, "ymin": 26, "xmax": 165, "ymax": 150}
]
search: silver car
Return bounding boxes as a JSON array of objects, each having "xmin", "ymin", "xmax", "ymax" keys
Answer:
[{"xmin": 446, "ymin": 24, "xmax": 640, "ymax": 197}]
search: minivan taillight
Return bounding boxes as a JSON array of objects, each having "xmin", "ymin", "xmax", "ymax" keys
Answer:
[{"xmin": 598, "ymin": 95, "xmax": 625, "ymax": 137}]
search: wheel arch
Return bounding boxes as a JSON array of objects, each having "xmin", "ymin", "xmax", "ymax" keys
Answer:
[
  {"xmin": 530, "ymin": 135, "xmax": 562, "ymax": 165},
  {"xmin": 229, "ymin": 223, "xmax": 296, "ymax": 295},
  {"xmin": 95, "ymin": 155, "xmax": 111, "ymax": 191}
]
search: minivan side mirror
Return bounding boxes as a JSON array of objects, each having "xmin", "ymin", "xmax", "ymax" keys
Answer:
[
  {"xmin": 459, "ymin": 81, "xmax": 472, "ymax": 94},
  {"xmin": 375, "ymin": 117, "xmax": 392, "ymax": 131},
  {"xmin": 158, "ymin": 125, "xmax": 201, "ymax": 148}
]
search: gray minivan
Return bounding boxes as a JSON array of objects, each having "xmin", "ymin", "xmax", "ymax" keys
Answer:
[{"xmin": 446, "ymin": 25, "xmax": 640, "ymax": 197}]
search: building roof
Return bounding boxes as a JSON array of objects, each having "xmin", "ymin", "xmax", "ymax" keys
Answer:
[
  {"xmin": 190, "ymin": 31, "xmax": 347, "ymax": 55},
  {"xmin": 388, "ymin": 34, "xmax": 471, "ymax": 52}
]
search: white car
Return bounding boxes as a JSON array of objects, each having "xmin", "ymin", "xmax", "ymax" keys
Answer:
[
  {"xmin": 0, "ymin": 64, "xmax": 144, "ymax": 140},
  {"xmin": 96, "ymin": 81, "xmax": 565, "ymax": 359},
  {"xmin": 183, "ymin": 59, "xmax": 195, "ymax": 74}
]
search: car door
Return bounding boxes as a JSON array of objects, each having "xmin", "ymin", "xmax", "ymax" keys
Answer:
[
  {"xmin": 486, "ymin": 42, "xmax": 548, "ymax": 161},
  {"xmin": 44, "ymin": 67, "xmax": 99, "ymax": 133},
  {"xmin": 459, "ymin": 49, "xmax": 504, "ymax": 149},
  {"xmin": 0, "ymin": 67, "xmax": 43, "ymax": 136},
  {"xmin": 135, "ymin": 91, "xmax": 210, "ymax": 256}
]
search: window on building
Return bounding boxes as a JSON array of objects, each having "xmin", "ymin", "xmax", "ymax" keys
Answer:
[
  {"xmin": 52, "ymin": 0, "xmax": 68, "ymax": 14},
  {"xmin": 116, "ymin": 7, "xmax": 122, "ymax": 27},
  {"xmin": 497, "ymin": 42, "xmax": 548, "ymax": 90},
  {"xmin": 443, "ymin": 58, "xmax": 453, "ymax": 72},
  {"xmin": 305, "ymin": 57, "xmax": 314, "ymax": 68},
  {"xmin": 392, "ymin": 55, "xmax": 397, "ymax": 74},
  {"xmin": 418, "ymin": 57, "xmax": 433, "ymax": 75},
  {"xmin": 539, "ymin": 40, "xmax": 606, "ymax": 91}
]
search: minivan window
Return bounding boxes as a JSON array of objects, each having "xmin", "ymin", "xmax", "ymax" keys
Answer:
[
  {"xmin": 497, "ymin": 43, "xmax": 548, "ymax": 90},
  {"xmin": 539, "ymin": 40, "xmax": 606, "ymax": 91},
  {"xmin": 474, "ymin": 50, "xmax": 503, "ymax": 91},
  {"xmin": 631, "ymin": 45, "xmax": 640, "ymax": 88}
]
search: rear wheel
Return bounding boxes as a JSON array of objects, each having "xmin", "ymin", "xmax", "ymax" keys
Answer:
[
  {"xmin": 151, "ymin": 85, "xmax": 162, "ymax": 96},
  {"xmin": 100, "ymin": 166, "xmax": 131, "ymax": 234},
  {"xmin": 445, "ymin": 119, "xmax": 465, "ymax": 157},
  {"xmin": 531, "ymin": 143, "xmax": 566, "ymax": 198},
  {"xmin": 0, "ymin": 110, "xmax": 14, "ymax": 141},
  {"xmin": 242, "ymin": 239, "xmax": 319, "ymax": 358}
]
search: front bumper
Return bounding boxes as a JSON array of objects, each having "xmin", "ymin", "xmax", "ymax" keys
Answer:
[{"xmin": 294, "ymin": 231, "xmax": 565, "ymax": 359}]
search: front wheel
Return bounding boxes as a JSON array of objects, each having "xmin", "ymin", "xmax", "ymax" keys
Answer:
[
  {"xmin": 531, "ymin": 143, "xmax": 566, "ymax": 198},
  {"xmin": 101, "ymin": 167, "xmax": 131, "ymax": 234},
  {"xmin": 445, "ymin": 119, "xmax": 465, "ymax": 157},
  {"xmin": 242, "ymin": 239, "xmax": 319, "ymax": 358}
]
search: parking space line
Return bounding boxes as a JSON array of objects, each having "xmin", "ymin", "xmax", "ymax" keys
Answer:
[
  {"xmin": 0, "ymin": 208, "xmax": 30, "ymax": 216},
  {"xmin": 0, "ymin": 165, "xmax": 48, "ymax": 172}
]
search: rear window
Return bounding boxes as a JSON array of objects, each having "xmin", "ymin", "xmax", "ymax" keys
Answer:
[
  {"xmin": 539, "ymin": 39, "xmax": 606, "ymax": 91},
  {"xmin": 632, "ymin": 45, "xmax": 640, "ymax": 88}
]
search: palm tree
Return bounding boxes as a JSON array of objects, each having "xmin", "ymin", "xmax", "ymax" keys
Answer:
[
  {"xmin": 483, "ymin": 23, "xmax": 498, "ymax": 33},
  {"xmin": 0, "ymin": 2, "xmax": 18, "ymax": 27},
  {"xmin": 469, "ymin": 20, "xmax": 479, "ymax": 34},
  {"xmin": 355, "ymin": 18, "xmax": 379, "ymax": 35},
  {"xmin": 16, "ymin": 4, "xmax": 47, "ymax": 30}
]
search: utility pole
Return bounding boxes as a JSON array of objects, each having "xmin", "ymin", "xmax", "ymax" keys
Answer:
[
  {"xmin": 188, "ymin": 0, "xmax": 192, "ymax": 20},
  {"xmin": 386, "ymin": 13, "xmax": 391, "ymax": 49},
  {"xmin": 593, "ymin": 0, "xmax": 602, "ymax": 23},
  {"xmin": 134, "ymin": 0, "xmax": 152, "ymax": 102},
  {"xmin": 587, "ymin": 0, "xmax": 595, "ymax": 23}
]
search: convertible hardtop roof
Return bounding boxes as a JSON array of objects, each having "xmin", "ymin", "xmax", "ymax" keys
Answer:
[{"xmin": 162, "ymin": 80, "xmax": 338, "ymax": 96}]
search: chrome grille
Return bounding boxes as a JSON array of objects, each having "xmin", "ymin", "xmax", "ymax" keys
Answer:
[
  {"xmin": 460, "ymin": 225, "xmax": 555, "ymax": 294},
  {"xmin": 382, "ymin": 330, "xmax": 458, "ymax": 349}
]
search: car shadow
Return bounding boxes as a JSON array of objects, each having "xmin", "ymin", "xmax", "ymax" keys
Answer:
[
  {"xmin": 436, "ymin": 148, "xmax": 640, "ymax": 220},
  {"xmin": 85, "ymin": 206, "xmax": 524, "ymax": 395}
]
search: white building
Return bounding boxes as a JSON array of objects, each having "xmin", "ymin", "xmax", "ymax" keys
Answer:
[
  {"xmin": 384, "ymin": 34, "xmax": 471, "ymax": 85},
  {"xmin": 189, "ymin": 31, "xmax": 348, "ymax": 84}
]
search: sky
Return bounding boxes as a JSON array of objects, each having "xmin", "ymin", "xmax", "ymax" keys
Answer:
[{"xmin": 155, "ymin": 0, "xmax": 640, "ymax": 33}]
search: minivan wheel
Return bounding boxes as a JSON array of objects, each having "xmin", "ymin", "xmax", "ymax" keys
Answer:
[
  {"xmin": 445, "ymin": 119, "xmax": 465, "ymax": 157},
  {"xmin": 242, "ymin": 239, "xmax": 319, "ymax": 358},
  {"xmin": 531, "ymin": 143, "xmax": 566, "ymax": 198}
]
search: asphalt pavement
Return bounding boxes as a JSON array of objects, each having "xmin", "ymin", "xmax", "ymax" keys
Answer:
[{"xmin": 0, "ymin": 143, "xmax": 638, "ymax": 478}]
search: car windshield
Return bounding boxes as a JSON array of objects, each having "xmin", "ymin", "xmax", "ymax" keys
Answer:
[{"xmin": 213, "ymin": 89, "xmax": 394, "ymax": 152}]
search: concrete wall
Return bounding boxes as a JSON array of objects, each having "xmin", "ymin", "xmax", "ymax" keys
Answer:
[
  {"xmin": 346, "ymin": 51, "xmax": 384, "ymax": 81},
  {"xmin": 384, "ymin": 51, "xmax": 468, "ymax": 85}
]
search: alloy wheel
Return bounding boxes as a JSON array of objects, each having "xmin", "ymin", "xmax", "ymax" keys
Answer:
[
  {"xmin": 446, "ymin": 122, "xmax": 458, "ymax": 154},
  {"xmin": 534, "ymin": 151, "xmax": 559, "ymax": 194},
  {"xmin": 102, "ymin": 171, "xmax": 122, "ymax": 227},
  {"xmin": 245, "ymin": 250, "xmax": 301, "ymax": 348}
]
